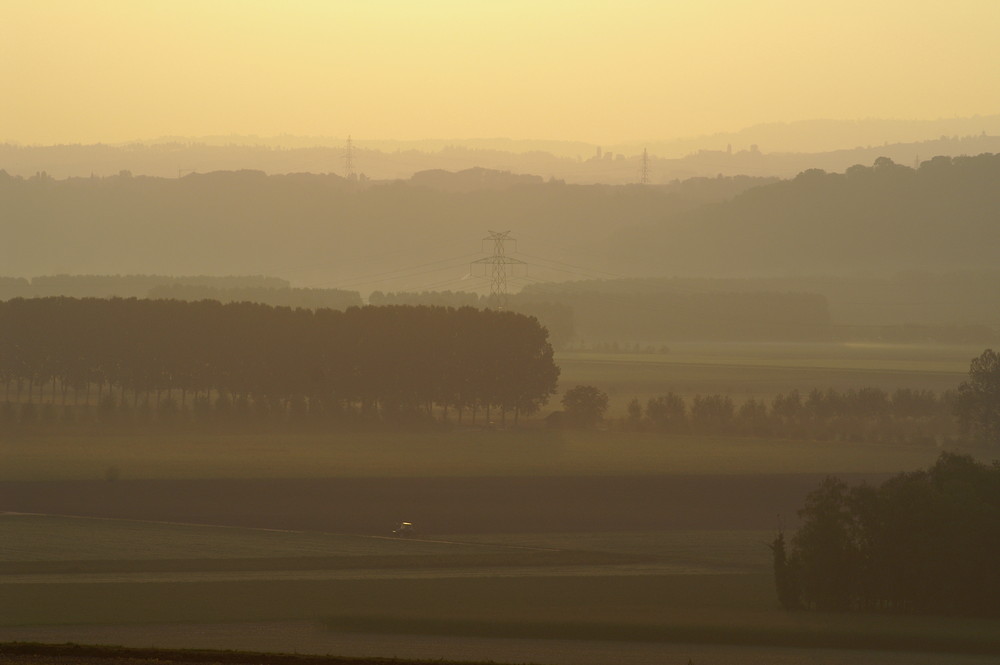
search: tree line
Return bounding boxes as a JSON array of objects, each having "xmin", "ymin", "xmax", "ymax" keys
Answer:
[
  {"xmin": 0, "ymin": 273, "xmax": 289, "ymax": 300},
  {"xmin": 774, "ymin": 452, "xmax": 1000, "ymax": 615},
  {"xmin": 620, "ymin": 387, "xmax": 958, "ymax": 445},
  {"xmin": 0, "ymin": 297, "xmax": 559, "ymax": 428},
  {"xmin": 147, "ymin": 284, "xmax": 362, "ymax": 311}
]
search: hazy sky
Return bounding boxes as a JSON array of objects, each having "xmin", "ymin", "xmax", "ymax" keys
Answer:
[{"xmin": 5, "ymin": 1, "xmax": 1000, "ymax": 145}]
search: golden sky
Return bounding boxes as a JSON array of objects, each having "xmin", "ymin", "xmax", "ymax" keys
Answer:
[{"xmin": 4, "ymin": 0, "xmax": 1000, "ymax": 145}]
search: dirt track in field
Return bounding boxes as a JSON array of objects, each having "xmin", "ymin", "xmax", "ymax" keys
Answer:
[{"xmin": 0, "ymin": 474, "xmax": 889, "ymax": 534}]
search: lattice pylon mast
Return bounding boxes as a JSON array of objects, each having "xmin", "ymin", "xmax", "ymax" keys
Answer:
[
  {"xmin": 344, "ymin": 135, "xmax": 356, "ymax": 179},
  {"xmin": 472, "ymin": 230, "xmax": 525, "ymax": 310},
  {"xmin": 640, "ymin": 148, "xmax": 650, "ymax": 185}
]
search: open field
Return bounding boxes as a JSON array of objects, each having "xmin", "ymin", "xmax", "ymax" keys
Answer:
[
  {"xmin": 5, "ymin": 509, "xmax": 1000, "ymax": 662},
  {"xmin": 0, "ymin": 514, "xmax": 519, "ymax": 563},
  {"xmin": 1, "ymin": 474, "xmax": 890, "ymax": 534},
  {"xmin": 563, "ymin": 341, "xmax": 985, "ymax": 371},
  {"xmin": 4, "ymin": 517, "xmax": 1000, "ymax": 654},
  {"xmin": 0, "ymin": 514, "xmax": 768, "ymax": 576},
  {"xmin": 4, "ymin": 564, "xmax": 1000, "ymax": 658},
  {"xmin": 0, "ymin": 429, "xmax": 975, "ymax": 482}
]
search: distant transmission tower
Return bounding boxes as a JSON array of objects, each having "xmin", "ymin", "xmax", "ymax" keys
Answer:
[
  {"xmin": 472, "ymin": 231, "xmax": 525, "ymax": 310},
  {"xmin": 344, "ymin": 135, "xmax": 356, "ymax": 179},
  {"xmin": 640, "ymin": 148, "xmax": 650, "ymax": 185}
]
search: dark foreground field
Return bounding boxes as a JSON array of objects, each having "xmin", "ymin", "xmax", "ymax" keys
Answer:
[
  {"xmin": 5, "ymin": 472, "xmax": 1000, "ymax": 665},
  {"xmin": 0, "ymin": 473, "xmax": 888, "ymax": 534},
  {"xmin": 2, "ymin": 636, "xmax": 999, "ymax": 665},
  {"xmin": 0, "ymin": 642, "xmax": 484, "ymax": 665}
]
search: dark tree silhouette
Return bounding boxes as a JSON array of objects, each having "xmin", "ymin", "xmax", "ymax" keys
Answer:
[
  {"xmin": 769, "ymin": 530, "xmax": 799, "ymax": 610},
  {"xmin": 0, "ymin": 298, "xmax": 559, "ymax": 428},
  {"xmin": 956, "ymin": 348, "xmax": 1000, "ymax": 445},
  {"xmin": 561, "ymin": 385, "xmax": 609, "ymax": 428},
  {"xmin": 780, "ymin": 453, "xmax": 1000, "ymax": 615}
]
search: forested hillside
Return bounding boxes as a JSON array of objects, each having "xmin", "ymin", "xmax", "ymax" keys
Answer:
[
  {"xmin": 614, "ymin": 154, "xmax": 1000, "ymax": 276},
  {"xmin": 5, "ymin": 155, "xmax": 998, "ymax": 291},
  {"xmin": 0, "ymin": 168, "xmax": 771, "ymax": 285}
]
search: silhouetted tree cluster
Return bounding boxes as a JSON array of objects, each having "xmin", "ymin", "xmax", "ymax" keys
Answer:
[
  {"xmin": 0, "ymin": 297, "xmax": 558, "ymax": 429},
  {"xmin": 955, "ymin": 349, "xmax": 1000, "ymax": 446},
  {"xmin": 776, "ymin": 453, "xmax": 1000, "ymax": 615},
  {"xmin": 628, "ymin": 388, "xmax": 957, "ymax": 443},
  {"xmin": 560, "ymin": 385, "xmax": 609, "ymax": 428}
]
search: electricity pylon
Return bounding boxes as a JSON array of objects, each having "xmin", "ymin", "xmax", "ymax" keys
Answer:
[
  {"xmin": 472, "ymin": 230, "xmax": 524, "ymax": 310},
  {"xmin": 640, "ymin": 148, "xmax": 650, "ymax": 185},
  {"xmin": 344, "ymin": 135, "xmax": 356, "ymax": 179}
]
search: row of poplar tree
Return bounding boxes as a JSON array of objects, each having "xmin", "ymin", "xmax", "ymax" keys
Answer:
[
  {"xmin": 0, "ymin": 297, "xmax": 560, "ymax": 424},
  {"xmin": 624, "ymin": 387, "xmax": 958, "ymax": 443}
]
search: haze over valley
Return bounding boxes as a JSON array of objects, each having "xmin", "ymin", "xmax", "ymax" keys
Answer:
[{"xmin": 4, "ymin": 3, "xmax": 1000, "ymax": 665}]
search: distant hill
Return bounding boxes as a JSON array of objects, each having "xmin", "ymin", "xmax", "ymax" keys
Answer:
[
  {"xmin": 0, "ymin": 168, "xmax": 773, "ymax": 288},
  {"xmin": 610, "ymin": 153, "xmax": 1000, "ymax": 278},
  {"xmin": 3, "ymin": 116, "xmax": 1000, "ymax": 184},
  {"xmin": 633, "ymin": 115, "xmax": 1000, "ymax": 157},
  {"xmin": 5, "ymin": 154, "xmax": 999, "ymax": 325}
]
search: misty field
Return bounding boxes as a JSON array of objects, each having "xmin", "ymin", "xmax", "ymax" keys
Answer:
[
  {"xmin": 2, "ymin": 340, "xmax": 982, "ymax": 482},
  {"xmin": 557, "ymin": 341, "xmax": 976, "ymax": 415},
  {"xmin": 0, "ymin": 514, "xmax": 516, "ymax": 563},
  {"xmin": 0, "ymin": 429, "xmax": 960, "ymax": 482},
  {"xmin": 3, "ymin": 342, "xmax": 994, "ymax": 663}
]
